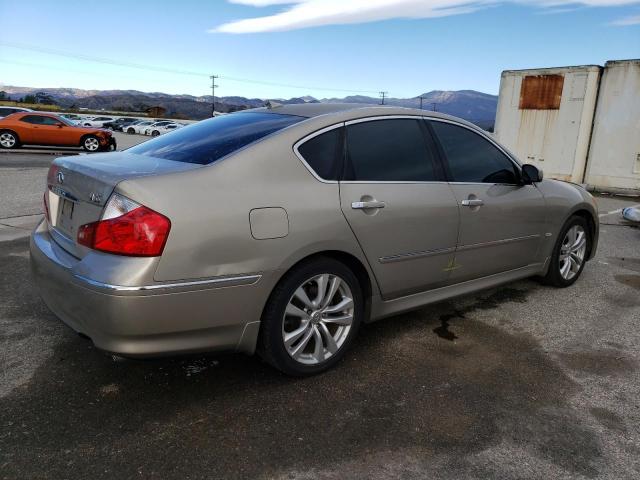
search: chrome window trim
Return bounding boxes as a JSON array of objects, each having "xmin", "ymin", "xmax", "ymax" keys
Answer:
[
  {"xmin": 73, "ymin": 273, "xmax": 262, "ymax": 293},
  {"xmin": 345, "ymin": 114, "xmax": 425, "ymax": 126},
  {"xmin": 292, "ymin": 122, "xmax": 344, "ymax": 184}
]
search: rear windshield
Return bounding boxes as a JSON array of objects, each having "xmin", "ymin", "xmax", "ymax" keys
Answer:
[{"xmin": 127, "ymin": 112, "xmax": 304, "ymax": 165}]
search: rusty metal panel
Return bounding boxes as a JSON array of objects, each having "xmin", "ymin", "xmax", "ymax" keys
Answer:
[{"xmin": 519, "ymin": 74, "xmax": 564, "ymax": 110}]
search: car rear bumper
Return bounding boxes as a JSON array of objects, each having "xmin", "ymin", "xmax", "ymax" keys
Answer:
[{"xmin": 30, "ymin": 221, "xmax": 269, "ymax": 357}]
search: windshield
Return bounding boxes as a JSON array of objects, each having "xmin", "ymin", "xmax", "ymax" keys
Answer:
[
  {"xmin": 57, "ymin": 116, "xmax": 77, "ymax": 127},
  {"xmin": 127, "ymin": 112, "xmax": 304, "ymax": 165}
]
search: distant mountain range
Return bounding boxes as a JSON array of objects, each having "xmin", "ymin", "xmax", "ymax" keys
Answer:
[{"xmin": 0, "ymin": 85, "xmax": 497, "ymax": 129}]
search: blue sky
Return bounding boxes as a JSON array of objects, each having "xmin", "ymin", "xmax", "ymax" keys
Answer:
[{"xmin": 0, "ymin": 0, "xmax": 638, "ymax": 99}]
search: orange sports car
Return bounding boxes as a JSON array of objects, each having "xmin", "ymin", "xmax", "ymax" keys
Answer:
[{"xmin": 0, "ymin": 112, "xmax": 116, "ymax": 152}]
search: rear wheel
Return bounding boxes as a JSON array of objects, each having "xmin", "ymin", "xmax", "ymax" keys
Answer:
[
  {"xmin": 259, "ymin": 258, "xmax": 363, "ymax": 376},
  {"xmin": 82, "ymin": 135, "xmax": 100, "ymax": 152},
  {"xmin": 543, "ymin": 215, "xmax": 590, "ymax": 287},
  {"xmin": 151, "ymin": 130, "xmax": 160, "ymax": 137},
  {"xmin": 127, "ymin": 127, "xmax": 135, "ymax": 134},
  {"xmin": 0, "ymin": 131, "xmax": 19, "ymax": 149}
]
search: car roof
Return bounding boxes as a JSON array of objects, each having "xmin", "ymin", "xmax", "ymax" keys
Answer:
[{"xmin": 248, "ymin": 102, "xmax": 479, "ymax": 128}]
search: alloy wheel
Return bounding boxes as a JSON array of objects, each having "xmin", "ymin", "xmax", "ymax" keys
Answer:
[
  {"xmin": 84, "ymin": 137, "xmax": 100, "ymax": 151},
  {"xmin": 282, "ymin": 274, "xmax": 354, "ymax": 365},
  {"xmin": 0, "ymin": 132, "xmax": 16, "ymax": 148},
  {"xmin": 559, "ymin": 225, "xmax": 587, "ymax": 280}
]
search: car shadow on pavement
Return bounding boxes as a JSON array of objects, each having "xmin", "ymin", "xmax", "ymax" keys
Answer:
[{"xmin": 1, "ymin": 237, "xmax": 636, "ymax": 480}]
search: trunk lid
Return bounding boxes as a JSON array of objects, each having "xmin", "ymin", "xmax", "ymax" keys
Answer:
[{"xmin": 46, "ymin": 152, "xmax": 201, "ymax": 258}]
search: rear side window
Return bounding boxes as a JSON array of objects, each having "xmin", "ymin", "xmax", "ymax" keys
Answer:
[
  {"xmin": 345, "ymin": 118, "xmax": 437, "ymax": 181},
  {"xmin": 128, "ymin": 112, "xmax": 304, "ymax": 165},
  {"xmin": 430, "ymin": 121, "xmax": 519, "ymax": 184},
  {"xmin": 297, "ymin": 127, "xmax": 343, "ymax": 180}
]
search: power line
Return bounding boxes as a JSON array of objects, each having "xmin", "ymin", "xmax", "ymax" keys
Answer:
[{"xmin": 0, "ymin": 42, "xmax": 381, "ymax": 95}]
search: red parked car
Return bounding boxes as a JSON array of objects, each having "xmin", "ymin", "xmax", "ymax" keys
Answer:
[{"xmin": 0, "ymin": 112, "xmax": 116, "ymax": 151}]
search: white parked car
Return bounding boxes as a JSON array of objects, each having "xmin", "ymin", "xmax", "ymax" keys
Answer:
[
  {"xmin": 82, "ymin": 116, "xmax": 115, "ymax": 127},
  {"xmin": 145, "ymin": 123, "xmax": 184, "ymax": 136},
  {"xmin": 125, "ymin": 120, "xmax": 155, "ymax": 134},
  {"xmin": 0, "ymin": 107, "xmax": 33, "ymax": 118},
  {"xmin": 143, "ymin": 121, "xmax": 178, "ymax": 135}
]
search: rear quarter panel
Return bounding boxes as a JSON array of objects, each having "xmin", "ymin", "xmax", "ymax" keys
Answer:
[{"xmin": 115, "ymin": 117, "xmax": 376, "ymax": 292}]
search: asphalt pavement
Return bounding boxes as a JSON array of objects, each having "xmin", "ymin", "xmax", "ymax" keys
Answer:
[{"xmin": 1, "ymin": 151, "xmax": 639, "ymax": 479}]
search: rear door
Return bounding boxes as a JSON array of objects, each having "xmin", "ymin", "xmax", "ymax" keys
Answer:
[
  {"xmin": 338, "ymin": 117, "xmax": 460, "ymax": 299},
  {"xmin": 428, "ymin": 119, "xmax": 547, "ymax": 282}
]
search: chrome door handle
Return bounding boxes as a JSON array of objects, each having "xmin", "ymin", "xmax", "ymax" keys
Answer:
[
  {"xmin": 461, "ymin": 199, "xmax": 484, "ymax": 207},
  {"xmin": 352, "ymin": 200, "xmax": 386, "ymax": 210}
]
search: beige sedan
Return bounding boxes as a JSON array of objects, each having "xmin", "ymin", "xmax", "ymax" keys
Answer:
[{"xmin": 31, "ymin": 104, "xmax": 598, "ymax": 375}]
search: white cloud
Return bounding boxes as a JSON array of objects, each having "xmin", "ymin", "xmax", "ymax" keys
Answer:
[
  {"xmin": 212, "ymin": 0, "xmax": 640, "ymax": 33},
  {"xmin": 609, "ymin": 13, "xmax": 640, "ymax": 24}
]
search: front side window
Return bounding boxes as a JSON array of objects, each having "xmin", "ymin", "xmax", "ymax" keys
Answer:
[
  {"xmin": 39, "ymin": 116, "xmax": 62, "ymax": 126},
  {"xmin": 297, "ymin": 127, "xmax": 343, "ymax": 180},
  {"xmin": 429, "ymin": 121, "xmax": 519, "ymax": 184},
  {"xmin": 345, "ymin": 118, "xmax": 437, "ymax": 182},
  {"xmin": 128, "ymin": 112, "xmax": 304, "ymax": 165}
]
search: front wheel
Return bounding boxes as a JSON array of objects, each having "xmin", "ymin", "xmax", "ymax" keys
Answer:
[
  {"xmin": 82, "ymin": 135, "xmax": 101, "ymax": 152},
  {"xmin": 542, "ymin": 215, "xmax": 590, "ymax": 287},
  {"xmin": 0, "ymin": 131, "xmax": 19, "ymax": 149},
  {"xmin": 259, "ymin": 258, "xmax": 363, "ymax": 376},
  {"xmin": 151, "ymin": 130, "xmax": 160, "ymax": 137}
]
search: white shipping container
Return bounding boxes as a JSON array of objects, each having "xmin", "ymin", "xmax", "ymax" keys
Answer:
[
  {"xmin": 495, "ymin": 65, "xmax": 601, "ymax": 183},
  {"xmin": 585, "ymin": 60, "xmax": 640, "ymax": 194}
]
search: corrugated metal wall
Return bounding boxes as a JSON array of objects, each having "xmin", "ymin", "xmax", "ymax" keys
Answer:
[
  {"xmin": 585, "ymin": 60, "xmax": 640, "ymax": 193},
  {"xmin": 494, "ymin": 65, "xmax": 601, "ymax": 184},
  {"xmin": 495, "ymin": 59, "xmax": 640, "ymax": 194}
]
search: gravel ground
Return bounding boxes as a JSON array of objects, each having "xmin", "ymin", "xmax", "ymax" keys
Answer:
[{"xmin": 0, "ymin": 156, "xmax": 639, "ymax": 479}]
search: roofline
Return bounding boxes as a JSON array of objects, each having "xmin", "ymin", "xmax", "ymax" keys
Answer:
[{"xmin": 502, "ymin": 64, "xmax": 602, "ymax": 75}]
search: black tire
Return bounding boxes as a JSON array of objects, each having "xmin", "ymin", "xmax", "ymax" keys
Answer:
[
  {"xmin": 127, "ymin": 127, "xmax": 135, "ymax": 134},
  {"xmin": 0, "ymin": 130, "xmax": 20, "ymax": 149},
  {"xmin": 259, "ymin": 257, "xmax": 363, "ymax": 376},
  {"xmin": 151, "ymin": 130, "xmax": 160, "ymax": 137},
  {"xmin": 542, "ymin": 215, "xmax": 591, "ymax": 288},
  {"xmin": 81, "ymin": 135, "xmax": 101, "ymax": 152}
]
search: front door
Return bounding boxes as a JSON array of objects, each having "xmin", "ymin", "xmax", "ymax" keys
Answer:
[
  {"xmin": 339, "ymin": 117, "xmax": 460, "ymax": 299},
  {"xmin": 428, "ymin": 120, "xmax": 546, "ymax": 282}
]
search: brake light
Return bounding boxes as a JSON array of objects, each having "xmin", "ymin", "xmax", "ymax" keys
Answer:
[{"xmin": 77, "ymin": 193, "xmax": 170, "ymax": 256}]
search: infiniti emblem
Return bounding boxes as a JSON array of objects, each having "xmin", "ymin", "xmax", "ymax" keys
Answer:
[{"xmin": 56, "ymin": 171, "xmax": 64, "ymax": 184}]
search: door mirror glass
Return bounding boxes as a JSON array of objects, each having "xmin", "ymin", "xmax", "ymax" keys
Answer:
[{"xmin": 522, "ymin": 164, "xmax": 543, "ymax": 184}]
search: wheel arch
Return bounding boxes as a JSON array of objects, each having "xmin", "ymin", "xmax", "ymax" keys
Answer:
[
  {"xmin": 0, "ymin": 129, "xmax": 21, "ymax": 144},
  {"xmin": 268, "ymin": 250, "xmax": 373, "ymax": 322},
  {"xmin": 570, "ymin": 208, "xmax": 598, "ymax": 260}
]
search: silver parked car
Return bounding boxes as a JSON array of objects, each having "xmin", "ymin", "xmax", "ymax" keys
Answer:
[{"xmin": 31, "ymin": 104, "xmax": 598, "ymax": 376}]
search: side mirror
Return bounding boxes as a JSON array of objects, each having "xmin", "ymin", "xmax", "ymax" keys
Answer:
[{"xmin": 522, "ymin": 164, "xmax": 543, "ymax": 184}]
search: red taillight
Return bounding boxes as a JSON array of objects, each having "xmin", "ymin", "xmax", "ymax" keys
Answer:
[
  {"xmin": 43, "ymin": 192, "xmax": 50, "ymax": 222},
  {"xmin": 78, "ymin": 197, "xmax": 170, "ymax": 257}
]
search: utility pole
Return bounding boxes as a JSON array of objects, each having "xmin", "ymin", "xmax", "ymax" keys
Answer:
[
  {"xmin": 431, "ymin": 102, "xmax": 437, "ymax": 112},
  {"xmin": 419, "ymin": 96, "xmax": 426, "ymax": 110},
  {"xmin": 210, "ymin": 75, "xmax": 219, "ymax": 117},
  {"xmin": 379, "ymin": 91, "xmax": 388, "ymax": 105}
]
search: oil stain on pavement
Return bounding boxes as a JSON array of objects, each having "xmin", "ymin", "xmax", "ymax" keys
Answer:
[{"xmin": 0, "ymin": 238, "xmax": 635, "ymax": 479}]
